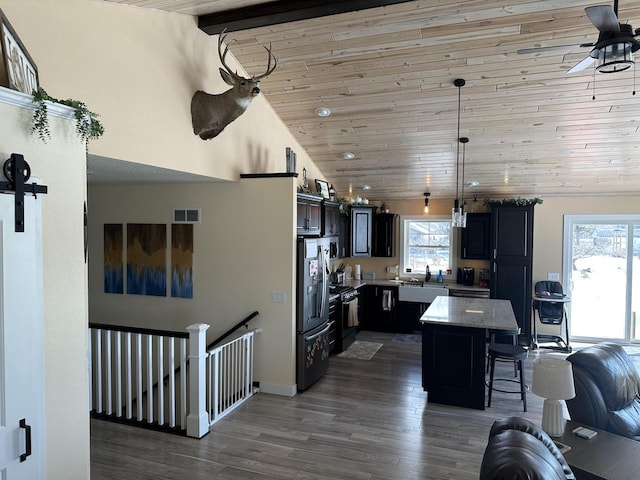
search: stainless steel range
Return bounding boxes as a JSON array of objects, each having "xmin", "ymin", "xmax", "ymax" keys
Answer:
[{"xmin": 329, "ymin": 285, "xmax": 359, "ymax": 353}]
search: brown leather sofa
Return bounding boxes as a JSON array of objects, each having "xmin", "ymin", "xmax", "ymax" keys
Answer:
[
  {"xmin": 566, "ymin": 342, "xmax": 640, "ymax": 441},
  {"xmin": 479, "ymin": 417, "xmax": 575, "ymax": 479}
]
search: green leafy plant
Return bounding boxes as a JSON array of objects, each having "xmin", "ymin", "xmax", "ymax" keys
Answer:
[
  {"xmin": 483, "ymin": 197, "xmax": 543, "ymax": 207},
  {"xmin": 31, "ymin": 87, "xmax": 104, "ymax": 143}
]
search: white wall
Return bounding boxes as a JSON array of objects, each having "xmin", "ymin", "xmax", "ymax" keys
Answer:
[
  {"xmin": 88, "ymin": 176, "xmax": 298, "ymax": 393},
  {"xmin": 0, "ymin": 91, "xmax": 89, "ymax": 479}
]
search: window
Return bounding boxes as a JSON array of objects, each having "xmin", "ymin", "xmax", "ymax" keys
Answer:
[
  {"xmin": 400, "ymin": 216, "xmax": 452, "ymax": 277},
  {"xmin": 563, "ymin": 215, "xmax": 640, "ymax": 343}
]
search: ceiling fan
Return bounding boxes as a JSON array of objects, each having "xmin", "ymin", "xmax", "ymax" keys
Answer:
[{"xmin": 518, "ymin": 1, "xmax": 640, "ymax": 74}]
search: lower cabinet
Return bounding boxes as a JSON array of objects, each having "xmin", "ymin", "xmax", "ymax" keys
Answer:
[
  {"xmin": 398, "ymin": 302, "xmax": 428, "ymax": 333},
  {"xmin": 361, "ymin": 285, "xmax": 398, "ymax": 332}
]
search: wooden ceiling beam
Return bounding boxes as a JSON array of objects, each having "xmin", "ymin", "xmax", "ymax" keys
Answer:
[{"xmin": 197, "ymin": 0, "xmax": 415, "ymax": 35}]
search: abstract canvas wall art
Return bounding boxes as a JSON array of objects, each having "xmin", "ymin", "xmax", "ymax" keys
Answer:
[
  {"xmin": 104, "ymin": 224, "xmax": 123, "ymax": 294},
  {"xmin": 171, "ymin": 224, "xmax": 193, "ymax": 298},
  {"xmin": 127, "ymin": 224, "xmax": 167, "ymax": 296}
]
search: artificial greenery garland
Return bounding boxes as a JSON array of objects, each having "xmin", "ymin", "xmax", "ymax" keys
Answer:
[
  {"xmin": 31, "ymin": 87, "xmax": 104, "ymax": 143},
  {"xmin": 483, "ymin": 197, "xmax": 543, "ymax": 206}
]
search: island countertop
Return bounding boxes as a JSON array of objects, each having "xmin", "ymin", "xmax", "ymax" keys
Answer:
[{"xmin": 420, "ymin": 296, "xmax": 517, "ymax": 331}]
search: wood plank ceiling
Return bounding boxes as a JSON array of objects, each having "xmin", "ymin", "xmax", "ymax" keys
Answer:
[{"xmin": 103, "ymin": 0, "xmax": 640, "ymax": 201}]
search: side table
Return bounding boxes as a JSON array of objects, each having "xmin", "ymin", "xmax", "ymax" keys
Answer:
[{"xmin": 559, "ymin": 420, "xmax": 640, "ymax": 479}]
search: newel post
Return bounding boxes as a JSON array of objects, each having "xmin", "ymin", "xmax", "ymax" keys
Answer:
[{"xmin": 186, "ymin": 323, "xmax": 210, "ymax": 438}]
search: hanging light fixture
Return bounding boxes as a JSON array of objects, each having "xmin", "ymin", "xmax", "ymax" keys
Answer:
[
  {"xmin": 452, "ymin": 78, "xmax": 467, "ymax": 228},
  {"xmin": 423, "ymin": 192, "xmax": 430, "ymax": 214}
]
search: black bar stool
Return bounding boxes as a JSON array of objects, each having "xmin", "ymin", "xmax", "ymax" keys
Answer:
[{"xmin": 487, "ymin": 341, "xmax": 529, "ymax": 412}]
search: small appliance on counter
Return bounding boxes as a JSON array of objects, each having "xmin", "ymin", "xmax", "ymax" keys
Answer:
[
  {"xmin": 479, "ymin": 269, "xmax": 490, "ymax": 288},
  {"xmin": 462, "ymin": 267, "xmax": 475, "ymax": 286}
]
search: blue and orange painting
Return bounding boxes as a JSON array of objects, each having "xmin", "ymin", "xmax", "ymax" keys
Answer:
[
  {"xmin": 104, "ymin": 224, "xmax": 124, "ymax": 294},
  {"xmin": 171, "ymin": 224, "xmax": 193, "ymax": 298},
  {"xmin": 126, "ymin": 224, "xmax": 167, "ymax": 296}
]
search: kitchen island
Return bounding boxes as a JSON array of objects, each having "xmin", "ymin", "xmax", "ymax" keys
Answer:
[{"xmin": 420, "ymin": 296, "xmax": 517, "ymax": 409}]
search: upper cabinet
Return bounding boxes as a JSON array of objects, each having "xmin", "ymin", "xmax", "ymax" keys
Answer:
[
  {"xmin": 296, "ymin": 193, "xmax": 322, "ymax": 236},
  {"xmin": 350, "ymin": 205, "xmax": 376, "ymax": 257},
  {"xmin": 373, "ymin": 213, "xmax": 397, "ymax": 257},
  {"xmin": 460, "ymin": 213, "xmax": 491, "ymax": 260},
  {"xmin": 322, "ymin": 200, "xmax": 341, "ymax": 236}
]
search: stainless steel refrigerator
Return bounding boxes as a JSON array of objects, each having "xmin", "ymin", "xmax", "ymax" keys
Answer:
[{"xmin": 296, "ymin": 237, "xmax": 330, "ymax": 391}]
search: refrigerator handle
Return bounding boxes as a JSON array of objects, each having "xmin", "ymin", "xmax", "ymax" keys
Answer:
[
  {"xmin": 304, "ymin": 323, "xmax": 331, "ymax": 342},
  {"xmin": 319, "ymin": 246, "xmax": 327, "ymax": 318}
]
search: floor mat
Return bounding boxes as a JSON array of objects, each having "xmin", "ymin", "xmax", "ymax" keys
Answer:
[
  {"xmin": 337, "ymin": 341, "xmax": 383, "ymax": 360},
  {"xmin": 392, "ymin": 334, "xmax": 421, "ymax": 344}
]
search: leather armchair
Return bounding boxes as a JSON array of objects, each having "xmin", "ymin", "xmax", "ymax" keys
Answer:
[
  {"xmin": 566, "ymin": 342, "xmax": 640, "ymax": 440},
  {"xmin": 479, "ymin": 417, "xmax": 575, "ymax": 480}
]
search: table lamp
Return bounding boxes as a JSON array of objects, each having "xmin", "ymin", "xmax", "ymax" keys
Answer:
[{"xmin": 532, "ymin": 357, "xmax": 576, "ymax": 437}]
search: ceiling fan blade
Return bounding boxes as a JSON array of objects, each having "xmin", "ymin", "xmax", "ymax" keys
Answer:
[
  {"xmin": 517, "ymin": 44, "xmax": 582, "ymax": 54},
  {"xmin": 568, "ymin": 55, "xmax": 595, "ymax": 74},
  {"xmin": 585, "ymin": 5, "xmax": 620, "ymax": 33}
]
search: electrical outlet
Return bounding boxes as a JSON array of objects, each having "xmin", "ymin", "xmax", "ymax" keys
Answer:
[
  {"xmin": 547, "ymin": 272, "xmax": 560, "ymax": 281},
  {"xmin": 271, "ymin": 292, "xmax": 286, "ymax": 303},
  {"xmin": 386, "ymin": 266, "xmax": 394, "ymax": 273}
]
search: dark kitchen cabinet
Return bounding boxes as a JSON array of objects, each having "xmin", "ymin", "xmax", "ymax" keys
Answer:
[
  {"xmin": 373, "ymin": 213, "xmax": 397, "ymax": 257},
  {"xmin": 398, "ymin": 301, "xmax": 428, "ymax": 333},
  {"xmin": 350, "ymin": 205, "xmax": 376, "ymax": 257},
  {"xmin": 461, "ymin": 213, "xmax": 490, "ymax": 260},
  {"xmin": 322, "ymin": 200, "xmax": 341, "ymax": 236},
  {"xmin": 489, "ymin": 204, "xmax": 535, "ymax": 341},
  {"xmin": 361, "ymin": 285, "xmax": 398, "ymax": 332},
  {"xmin": 296, "ymin": 193, "xmax": 322, "ymax": 236},
  {"xmin": 338, "ymin": 214, "xmax": 349, "ymax": 258}
]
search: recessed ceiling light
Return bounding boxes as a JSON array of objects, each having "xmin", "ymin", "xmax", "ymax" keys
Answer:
[
  {"xmin": 342, "ymin": 152, "xmax": 355, "ymax": 160},
  {"xmin": 315, "ymin": 107, "xmax": 331, "ymax": 117},
  {"xmin": 466, "ymin": 180, "xmax": 480, "ymax": 187},
  {"xmin": 362, "ymin": 185, "xmax": 372, "ymax": 191}
]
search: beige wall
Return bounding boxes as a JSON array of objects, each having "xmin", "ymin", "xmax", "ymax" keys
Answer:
[
  {"xmin": 88, "ymin": 177, "xmax": 298, "ymax": 393},
  {"xmin": 342, "ymin": 196, "xmax": 640, "ymax": 288},
  {"xmin": 0, "ymin": 0, "xmax": 324, "ymax": 184},
  {"xmin": 0, "ymin": 94, "xmax": 89, "ymax": 479}
]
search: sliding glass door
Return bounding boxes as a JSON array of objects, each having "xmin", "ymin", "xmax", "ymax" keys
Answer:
[{"xmin": 563, "ymin": 216, "xmax": 640, "ymax": 343}]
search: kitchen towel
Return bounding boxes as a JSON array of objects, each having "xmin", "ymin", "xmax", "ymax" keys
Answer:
[
  {"xmin": 382, "ymin": 290, "xmax": 392, "ymax": 311},
  {"xmin": 348, "ymin": 298, "xmax": 359, "ymax": 327}
]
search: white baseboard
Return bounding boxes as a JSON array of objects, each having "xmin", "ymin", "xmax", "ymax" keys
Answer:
[{"xmin": 257, "ymin": 382, "xmax": 296, "ymax": 397}]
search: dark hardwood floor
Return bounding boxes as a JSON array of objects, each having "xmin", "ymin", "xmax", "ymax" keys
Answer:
[{"xmin": 90, "ymin": 330, "xmax": 547, "ymax": 480}]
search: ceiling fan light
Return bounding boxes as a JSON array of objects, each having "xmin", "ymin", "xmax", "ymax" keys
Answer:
[{"xmin": 596, "ymin": 42, "xmax": 634, "ymax": 73}]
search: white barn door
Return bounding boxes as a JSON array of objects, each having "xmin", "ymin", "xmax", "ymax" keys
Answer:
[{"xmin": 0, "ymin": 191, "xmax": 45, "ymax": 479}]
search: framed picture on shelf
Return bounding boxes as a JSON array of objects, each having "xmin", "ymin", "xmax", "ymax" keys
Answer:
[
  {"xmin": 315, "ymin": 179, "xmax": 329, "ymax": 199},
  {"xmin": 0, "ymin": 8, "xmax": 39, "ymax": 95}
]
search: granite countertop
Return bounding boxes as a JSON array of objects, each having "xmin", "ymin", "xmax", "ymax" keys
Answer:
[{"xmin": 419, "ymin": 296, "xmax": 517, "ymax": 330}]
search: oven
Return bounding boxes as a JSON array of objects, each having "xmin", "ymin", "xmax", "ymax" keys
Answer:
[{"xmin": 330, "ymin": 285, "xmax": 360, "ymax": 353}]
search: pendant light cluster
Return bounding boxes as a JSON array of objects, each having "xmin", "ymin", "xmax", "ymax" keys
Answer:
[{"xmin": 452, "ymin": 78, "xmax": 469, "ymax": 228}]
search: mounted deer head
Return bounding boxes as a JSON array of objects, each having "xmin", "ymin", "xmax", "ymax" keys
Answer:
[{"xmin": 191, "ymin": 31, "xmax": 277, "ymax": 140}]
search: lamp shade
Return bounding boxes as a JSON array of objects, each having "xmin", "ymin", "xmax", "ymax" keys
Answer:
[{"xmin": 532, "ymin": 357, "xmax": 575, "ymax": 400}]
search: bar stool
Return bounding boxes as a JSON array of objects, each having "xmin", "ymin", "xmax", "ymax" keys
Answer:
[{"xmin": 487, "ymin": 341, "xmax": 529, "ymax": 412}]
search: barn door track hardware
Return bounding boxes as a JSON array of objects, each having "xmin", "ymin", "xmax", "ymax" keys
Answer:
[{"xmin": 1, "ymin": 153, "xmax": 48, "ymax": 232}]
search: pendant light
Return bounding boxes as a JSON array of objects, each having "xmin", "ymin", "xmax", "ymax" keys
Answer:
[
  {"xmin": 452, "ymin": 78, "xmax": 467, "ymax": 228},
  {"xmin": 423, "ymin": 192, "xmax": 430, "ymax": 214}
]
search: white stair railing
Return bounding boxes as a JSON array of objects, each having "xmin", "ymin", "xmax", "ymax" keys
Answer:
[
  {"xmin": 89, "ymin": 323, "xmax": 190, "ymax": 434},
  {"xmin": 89, "ymin": 320, "xmax": 260, "ymax": 438},
  {"xmin": 206, "ymin": 329, "xmax": 260, "ymax": 426}
]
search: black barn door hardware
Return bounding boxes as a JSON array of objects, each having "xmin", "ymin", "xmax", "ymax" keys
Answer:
[
  {"xmin": 1, "ymin": 153, "xmax": 48, "ymax": 232},
  {"xmin": 19, "ymin": 418, "xmax": 32, "ymax": 462}
]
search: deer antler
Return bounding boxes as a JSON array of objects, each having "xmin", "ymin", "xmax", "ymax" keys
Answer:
[
  {"xmin": 253, "ymin": 42, "xmax": 278, "ymax": 80},
  {"xmin": 218, "ymin": 30, "xmax": 242, "ymax": 80}
]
